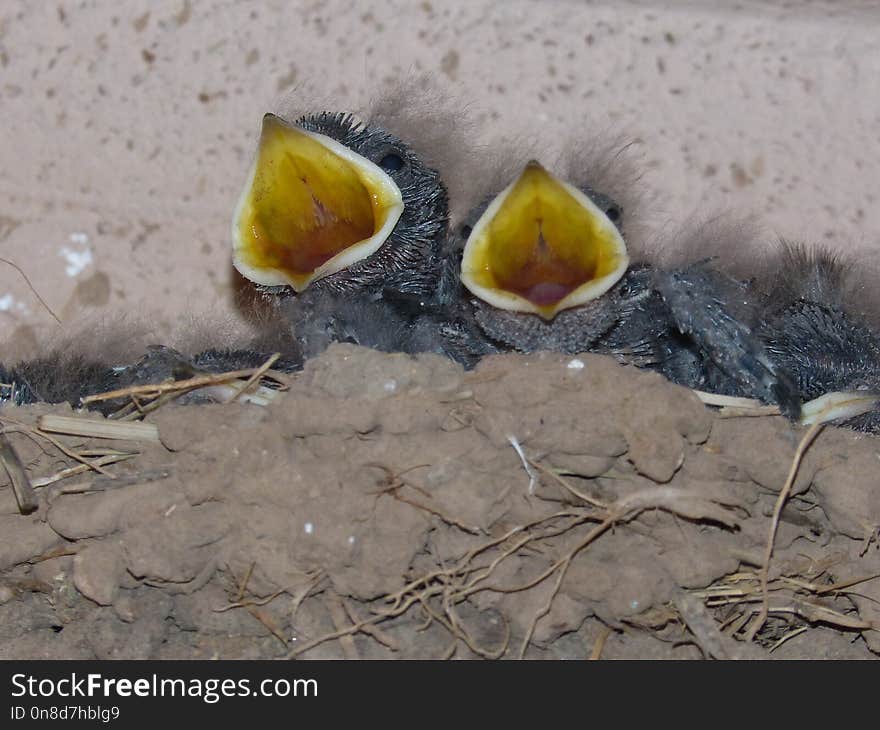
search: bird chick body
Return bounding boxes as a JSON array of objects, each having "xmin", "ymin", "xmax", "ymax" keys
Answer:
[
  {"xmin": 748, "ymin": 242, "xmax": 880, "ymax": 430},
  {"xmin": 446, "ymin": 161, "xmax": 803, "ymax": 418}
]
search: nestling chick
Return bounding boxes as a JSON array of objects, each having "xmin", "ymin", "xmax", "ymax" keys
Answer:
[
  {"xmin": 231, "ymin": 88, "xmax": 463, "ymax": 363},
  {"xmin": 748, "ymin": 241, "xmax": 880, "ymax": 430},
  {"xmin": 233, "ymin": 112, "xmax": 446, "ymax": 300},
  {"xmin": 0, "ymin": 354, "xmax": 117, "ymax": 408},
  {"xmin": 447, "ymin": 159, "xmax": 802, "ymax": 418},
  {"xmin": 0, "ymin": 318, "xmax": 299, "ymax": 411}
]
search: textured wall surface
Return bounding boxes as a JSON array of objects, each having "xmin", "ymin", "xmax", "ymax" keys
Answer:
[{"xmin": 1, "ymin": 0, "xmax": 879, "ymax": 343}]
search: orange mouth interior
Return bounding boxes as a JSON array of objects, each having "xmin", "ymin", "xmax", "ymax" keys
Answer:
[
  {"xmin": 233, "ymin": 115, "xmax": 403, "ymax": 291},
  {"xmin": 461, "ymin": 161, "xmax": 627, "ymax": 319}
]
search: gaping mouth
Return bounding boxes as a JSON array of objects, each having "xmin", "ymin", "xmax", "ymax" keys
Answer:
[
  {"xmin": 232, "ymin": 114, "xmax": 405, "ymax": 291},
  {"xmin": 460, "ymin": 161, "xmax": 629, "ymax": 320}
]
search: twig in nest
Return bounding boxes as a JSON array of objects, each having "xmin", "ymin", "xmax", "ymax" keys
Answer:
[
  {"xmin": 446, "ymin": 600, "xmax": 510, "ymax": 660},
  {"xmin": 738, "ymin": 597, "xmax": 876, "ymax": 633},
  {"xmin": 528, "ymin": 459, "xmax": 608, "ymax": 508},
  {"xmin": 588, "ymin": 626, "xmax": 613, "ymax": 660},
  {"xmin": 860, "ymin": 526, "xmax": 879, "ymax": 557},
  {"xmin": 1, "ymin": 416, "xmax": 115, "ymax": 477},
  {"xmin": 215, "ymin": 570, "xmax": 324, "ymax": 646},
  {"xmin": 115, "ymin": 392, "xmax": 180, "ymax": 420},
  {"xmin": 342, "ymin": 599, "xmax": 398, "ymax": 652},
  {"xmin": 288, "ymin": 570, "xmax": 325, "ymax": 627},
  {"xmin": 440, "ymin": 512, "xmax": 588, "ymax": 603},
  {"xmin": 0, "ymin": 432, "xmax": 37, "ymax": 513},
  {"xmin": 288, "ymin": 609, "xmax": 387, "ymax": 659},
  {"xmin": 365, "ymin": 463, "xmax": 483, "ymax": 535},
  {"xmin": 691, "ymin": 389, "xmax": 781, "ymax": 418},
  {"xmin": 38, "ymin": 414, "xmax": 160, "ymax": 442},
  {"xmin": 44, "ymin": 480, "xmax": 108, "ymax": 502},
  {"xmin": 746, "ymin": 421, "xmax": 825, "ymax": 642},
  {"xmin": 783, "ymin": 572, "xmax": 880, "ymax": 597},
  {"xmin": 672, "ymin": 588, "xmax": 733, "ymax": 659},
  {"xmin": 768, "ymin": 626, "xmax": 808, "ymax": 653},
  {"xmin": 228, "ymin": 353, "xmax": 280, "ymax": 403},
  {"xmin": 31, "ymin": 452, "xmax": 136, "ymax": 488},
  {"xmin": 718, "ymin": 405, "xmax": 782, "ymax": 419},
  {"xmin": 694, "ymin": 564, "xmax": 879, "ymax": 648},
  {"xmin": 221, "ymin": 562, "xmax": 289, "ymax": 648},
  {"xmin": 234, "ymin": 562, "xmax": 255, "ymax": 603},
  {"xmin": 518, "ymin": 551, "xmax": 576, "ymax": 659},
  {"xmin": 215, "ymin": 590, "xmax": 287, "ymax": 612},
  {"xmin": 82, "ymin": 357, "xmax": 289, "ymax": 406},
  {"xmin": 324, "ymin": 592, "xmax": 359, "ymax": 659},
  {"xmin": 29, "ymin": 545, "xmax": 78, "ymax": 563}
]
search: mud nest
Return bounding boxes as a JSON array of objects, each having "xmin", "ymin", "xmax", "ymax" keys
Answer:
[{"xmin": 0, "ymin": 344, "xmax": 878, "ymax": 659}]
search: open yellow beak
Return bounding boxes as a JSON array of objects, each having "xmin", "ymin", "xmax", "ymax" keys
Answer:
[
  {"xmin": 460, "ymin": 161, "xmax": 629, "ymax": 320},
  {"xmin": 232, "ymin": 114, "xmax": 405, "ymax": 291}
]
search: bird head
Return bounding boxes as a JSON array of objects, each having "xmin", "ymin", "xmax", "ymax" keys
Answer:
[
  {"xmin": 232, "ymin": 110, "xmax": 448, "ymax": 299},
  {"xmin": 445, "ymin": 159, "xmax": 632, "ymax": 355},
  {"xmin": 458, "ymin": 160, "xmax": 629, "ymax": 322}
]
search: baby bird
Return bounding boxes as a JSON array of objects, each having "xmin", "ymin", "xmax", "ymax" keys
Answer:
[
  {"xmin": 0, "ymin": 353, "xmax": 117, "ymax": 408},
  {"xmin": 445, "ymin": 159, "xmax": 803, "ymax": 418},
  {"xmin": 748, "ymin": 242, "xmax": 880, "ymax": 430},
  {"xmin": 0, "ymin": 333, "xmax": 299, "ymax": 412},
  {"xmin": 230, "ymin": 91, "xmax": 465, "ymax": 364}
]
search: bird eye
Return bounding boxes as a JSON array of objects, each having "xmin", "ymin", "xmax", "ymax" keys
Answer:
[
  {"xmin": 460, "ymin": 224, "xmax": 473, "ymax": 239},
  {"xmin": 379, "ymin": 152, "xmax": 405, "ymax": 172},
  {"xmin": 605, "ymin": 204, "xmax": 622, "ymax": 224}
]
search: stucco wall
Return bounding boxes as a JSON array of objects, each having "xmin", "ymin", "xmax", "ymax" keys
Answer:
[{"xmin": 1, "ymin": 0, "xmax": 878, "ymax": 342}]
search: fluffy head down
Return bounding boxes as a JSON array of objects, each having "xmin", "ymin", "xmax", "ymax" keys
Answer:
[
  {"xmin": 447, "ymin": 127, "xmax": 647, "ymax": 242},
  {"xmin": 753, "ymin": 240, "xmax": 880, "ymax": 327},
  {"xmin": 637, "ymin": 213, "xmax": 768, "ymax": 273}
]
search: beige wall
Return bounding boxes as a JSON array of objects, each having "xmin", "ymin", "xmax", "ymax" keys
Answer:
[{"xmin": 2, "ymin": 0, "xmax": 878, "ymax": 344}]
